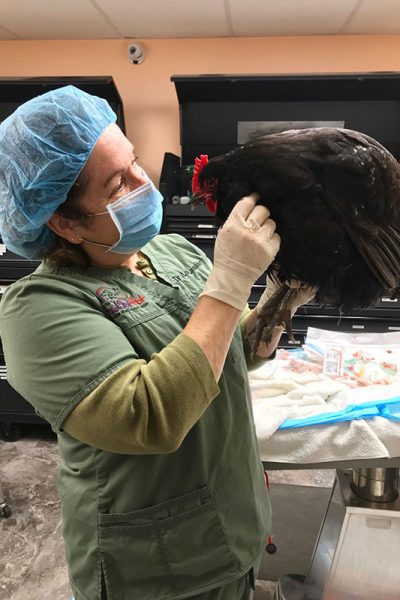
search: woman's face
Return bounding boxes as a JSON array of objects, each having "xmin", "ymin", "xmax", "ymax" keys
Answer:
[{"xmin": 48, "ymin": 123, "xmax": 149, "ymax": 266}]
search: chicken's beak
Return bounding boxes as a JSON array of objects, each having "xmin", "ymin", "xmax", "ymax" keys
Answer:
[{"xmin": 190, "ymin": 191, "xmax": 218, "ymax": 214}]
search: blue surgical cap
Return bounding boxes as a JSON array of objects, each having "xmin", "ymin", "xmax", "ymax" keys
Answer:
[{"xmin": 0, "ymin": 85, "xmax": 117, "ymax": 258}]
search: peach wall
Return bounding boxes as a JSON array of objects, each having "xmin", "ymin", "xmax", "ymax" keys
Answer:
[{"xmin": 1, "ymin": 35, "xmax": 400, "ymax": 183}]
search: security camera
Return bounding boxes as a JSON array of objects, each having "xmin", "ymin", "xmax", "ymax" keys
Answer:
[{"xmin": 127, "ymin": 44, "xmax": 145, "ymax": 65}]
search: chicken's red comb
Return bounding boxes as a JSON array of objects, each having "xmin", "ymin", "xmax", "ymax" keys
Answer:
[{"xmin": 191, "ymin": 154, "xmax": 209, "ymax": 194}]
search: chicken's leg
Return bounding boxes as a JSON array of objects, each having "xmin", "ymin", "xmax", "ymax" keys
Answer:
[{"xmin": 249, "ymin": 284, "xmax": 301, "ymax": 357}]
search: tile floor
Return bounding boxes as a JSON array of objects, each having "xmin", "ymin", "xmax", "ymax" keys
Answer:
[{"xmin": 0, "ymin": 424, "xmax": 334, "ymax": 600}]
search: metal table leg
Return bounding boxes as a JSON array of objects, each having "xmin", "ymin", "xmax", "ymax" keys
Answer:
[{"xmin": 275, "ymin": 468, "xmax": 400, "ymax": 599}]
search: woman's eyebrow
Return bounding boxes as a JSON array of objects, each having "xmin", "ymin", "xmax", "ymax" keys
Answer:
[
  {"xmin": 103, "ymin": 167, "xmax": 123, "ymax": 188},
  {"xmin": 102, "ymin": 147, "xmax": 135, "ymax": 188}
]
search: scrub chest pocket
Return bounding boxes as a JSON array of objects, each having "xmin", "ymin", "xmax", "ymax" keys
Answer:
[{"xmin": 98, "ymin": 486, "xmax": 240, "ymax": 600}]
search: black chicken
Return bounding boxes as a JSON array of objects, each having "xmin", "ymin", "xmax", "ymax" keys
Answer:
[{"xmin": 191, "ymin": 127, "xmax": 400, "ymax": 354}]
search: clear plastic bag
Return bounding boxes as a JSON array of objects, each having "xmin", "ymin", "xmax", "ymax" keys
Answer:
[{"xmin": 302, "ymin": 328, "xmax": 400, "ymax": 386}]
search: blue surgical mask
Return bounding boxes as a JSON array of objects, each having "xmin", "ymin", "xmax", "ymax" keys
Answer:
[{"xmin": 82, "ymin": 181, "xmax": 163, "ymax": 254}]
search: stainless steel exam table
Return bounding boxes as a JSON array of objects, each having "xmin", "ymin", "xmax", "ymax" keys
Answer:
[{"xmin": 263, "ymin": 457, "xmax": 400, "ymax": 600}]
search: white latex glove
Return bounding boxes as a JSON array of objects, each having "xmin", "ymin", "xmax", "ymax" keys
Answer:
[
  {"xmin": 257, "ymin": 273, "xmax": 317, "ymax": 316},
  {"xmin": 200, "ymin": 195, "xmax": 280, "ymax": 311}
]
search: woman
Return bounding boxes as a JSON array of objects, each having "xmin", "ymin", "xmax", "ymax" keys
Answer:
[{"xmin": 0, "ymin": 86, "xmax": 311, "ymax": 600}]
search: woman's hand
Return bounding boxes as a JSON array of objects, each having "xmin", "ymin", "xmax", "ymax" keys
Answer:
[{"xmin": 200, "ymin": 195, "xmax": 280, "ymax": 311}]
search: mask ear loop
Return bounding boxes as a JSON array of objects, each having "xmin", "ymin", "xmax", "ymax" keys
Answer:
[
  {"xmin": 79, "ymin": 203, "xmax": 122, "ymax": 252},
  {"xmin": 78, "ymin": 238, "xmax": 114, "ymax": 250}
]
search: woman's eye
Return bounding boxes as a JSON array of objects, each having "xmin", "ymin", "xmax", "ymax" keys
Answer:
[
  {"xmin": 110, "ymin": 179, "xmax": 125, "ymax": 197},
  {"xmin": 131, "ymin": 156, "xmax": 140, "ymax": 171},
  {"xmin": 109, "ymin": 156, "xmax": 141, "ymax": 197}
]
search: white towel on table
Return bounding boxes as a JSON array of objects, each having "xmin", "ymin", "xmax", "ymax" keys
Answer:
[{"xmin": 249, "ymin": 359, "xmax": 400, "ymax": 464}]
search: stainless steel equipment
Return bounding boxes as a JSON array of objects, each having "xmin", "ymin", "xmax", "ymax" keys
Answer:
[
  {"xmin": 275, "ymin": 468, "xmax": 400, "ymax": 599},
  {"xmin": 352, "ymin": 467, "xmax": 399, "ymax": 503}
]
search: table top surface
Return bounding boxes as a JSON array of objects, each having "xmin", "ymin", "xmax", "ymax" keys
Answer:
[{"xmin": 263, "ymin": 457, "xmax": 400, "ymax": 470}]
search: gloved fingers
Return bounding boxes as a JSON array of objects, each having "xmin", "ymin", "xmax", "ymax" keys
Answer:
[
  {"xmin": 202, "ymin": 201, "xmax": 280, "ymax": 310},
  {"xmin": 213, "ymin": 214, "xmax": 280, "ymax": 278},
  {"xmin": 228, "ymin": 194, "xmax": 258, "ymax": 222},
  {"xmin": 228, "ymin": 194, "xmax": 260, "ymax": 222},
  {"xmin": 266, "ymin": 271, "xmax": 281, "ymax": 288},
  {"xmin": 267, "ymin": 270, "xmax": 280, "ymax": 283},
  {"xmin": 244, "ymin": 205, "xmax": 272, "ymax": 230},
  {"xmin": 286, "ymin": 279, "xmax": 305, "ymax": 289},
  {"xmin": 259, "ymin": 217, "xmax": 277, "ymax": 239},
  {"xmin": 228, "ymin": 206, "xmax": 274, "ymax": 237},
  {"xmin": 284, "ymin": 281, "xmax": 318, "ymax": 310},
  {"xmin": 268, "ymin": 231, "xmax": 281, "ymax": 258},
  {"xmin": 295, "ymin": 285, "xmax": 318, "ymax": 305},
  {"xmin": 286, "ymin": 279, "xmax": 318, "ymax": 295},
  {"xmin": 255, "ymin": 270, "xmax": 282, "ymax": 310}
]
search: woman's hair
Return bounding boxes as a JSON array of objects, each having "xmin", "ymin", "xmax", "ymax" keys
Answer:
[{"xmin": 42, "ymin": 172, "xmax": 91, "ymax": 269}]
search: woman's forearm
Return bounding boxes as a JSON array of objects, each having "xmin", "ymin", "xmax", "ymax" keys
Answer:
[{"xmin": 183, "ymin": 296, "xmax": 242, "ymax": 381}]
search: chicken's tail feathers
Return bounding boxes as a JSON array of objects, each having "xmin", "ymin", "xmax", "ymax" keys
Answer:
[{"xmin": 343, "ymin": 222, "xmax": 400, "ymax": 292}]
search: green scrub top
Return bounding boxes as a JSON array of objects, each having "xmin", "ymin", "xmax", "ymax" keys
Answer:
[{"xmin": 0, "ymin": 233, "xmax": 271, "ymax": 600}]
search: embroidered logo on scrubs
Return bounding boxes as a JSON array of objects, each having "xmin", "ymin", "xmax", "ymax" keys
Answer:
[
  {"xmin": 170, "ymin": 259, "xmax": 203, "ymax": 285},
  {"xmin": 96, "ymin": 286, "xmax": 146, "ymax": 316}
]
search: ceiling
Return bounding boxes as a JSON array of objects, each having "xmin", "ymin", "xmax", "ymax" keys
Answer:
[{"xmin": 0, "ymin": 0, "xmax": 399, "ymax": 40}]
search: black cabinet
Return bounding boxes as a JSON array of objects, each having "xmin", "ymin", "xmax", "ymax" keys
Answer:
[
  {"xmin": 0, "ymin": 75, "xmax": 125, "ymax": 133},
  {"xmin": 171, "ymin": 72, "xmax": 400, "ymax": 162}
]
